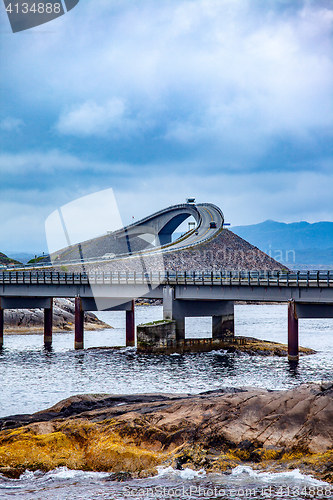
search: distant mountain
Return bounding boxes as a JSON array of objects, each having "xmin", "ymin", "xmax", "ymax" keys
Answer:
[
  {"xmin": 231, "ymin": 220, "xmax": 333, "ymax": 269},
  {"xmin": 231, "ymin": 220, "xmax": 333, "ymax": 250},
  {"xmin": 6, "ymin": 252, "xmax": 36, "ymax": 264}
]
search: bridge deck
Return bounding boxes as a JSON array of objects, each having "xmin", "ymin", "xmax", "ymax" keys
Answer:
[
  {"xmin": 1, "ymin": 270, "xmax": 332, "ymax": 358},
  {"xmin": 1, "ymin": 270, "xmax": 332, "ymax": 288}
]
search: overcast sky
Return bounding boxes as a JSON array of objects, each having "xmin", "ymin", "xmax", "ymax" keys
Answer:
[{"xmin": 0, "ymin": 0, "xmax": 332, "ymax": 253}]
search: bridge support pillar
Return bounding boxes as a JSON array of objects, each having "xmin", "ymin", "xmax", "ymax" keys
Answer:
[
  {"xmin": 163, "ymin": 286, "xmax": 185, "ymax": 340},
  {"xmin": 163, "ymin": 287, "xmax": 234, "ymax": 341},
  {"xmin": 174, "ymin": 318, "xmax": 185, "ymax": 340},
  {"xmin": 288, "ymin": 300, "xmax": 299, "ymax": 361},
  {"xmin": 212, "ymin": 311, "xmax": 234, "ymax": 338},
  {"xmin": 75, "ymin": 296, "xmax": 84, "ymax": 350},
  {"xmin": 0, "ymin": 299, "xmax": 3, "ymax": 348},
  {"xmin": 44, "ymin": 299, "xmax": 53, "ymax": 347},
  {"xmin": 126, "ymin": 299, "xmax": 135, "ymax": 347}
]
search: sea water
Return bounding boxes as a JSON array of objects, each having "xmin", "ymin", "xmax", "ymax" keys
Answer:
[{"xmin": 0, "ymin": 304, "xmax": 332, "ymax": 499}]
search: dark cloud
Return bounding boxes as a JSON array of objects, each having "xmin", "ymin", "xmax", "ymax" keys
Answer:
[{"xmin": 0, "ymin": 0, "xmax": 332, "ymax": 250}]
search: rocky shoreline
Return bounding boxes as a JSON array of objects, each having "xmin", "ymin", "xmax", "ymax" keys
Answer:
[
  {"xmin": 3, "ymin": 298, "xmax": 110, "ymax": 333},
  {"xmin": 0, "ymin": 383, "xmax": 332, "ymax": 482},
  {"xmin": 136, "ymin": 335, "xmax": 315, "ymax": 356}
]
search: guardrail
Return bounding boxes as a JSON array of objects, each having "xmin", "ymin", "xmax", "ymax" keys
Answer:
[
  {"xmin": 196, "ymin": 202, "xmax": 224, "ymax": 224},
  {"xmin": 111, "ymin": 203, "xmax": 201, "ymax": 237},
  {"xmin": 0, "ymin": 270, "xmax": 332, "ymax": 287}
]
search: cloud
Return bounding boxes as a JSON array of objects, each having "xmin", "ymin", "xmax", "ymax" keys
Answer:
[
  {"xmin": 0, "ymin": 150, "xmax": 133, "ymax": 176},
  {"xmin": 0, "ymin": 151, "xmax": 331, "ymax": 252},
  {"xmin": 0, "ymin": 0, "xmax": 332, "ymax": 253},
  {"xmin": 56, "ymin": 98, "xmax": 141, "ymax": 137},
  {"xmin": 115, "ymin": 169, "xmax": 333, "ymax": 227},
  {"xmin": 0, "ymin": 150, "xmax": 80, "ymax": 174},
  {"xmin": 0, "ymin": 117, "xmax": 24, "ymax": 132},
  {"xmin": 0, "ymin": 198, "xmax": 53, "ymax": 253},
  {"xmin": 2, "ymin": 0, "xmax": 332, "ymax": 160}
]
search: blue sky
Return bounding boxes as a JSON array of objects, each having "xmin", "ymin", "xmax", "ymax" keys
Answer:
[{"xmin": 0, "ymin": 0, "xmax": 332, "ymax": 253}]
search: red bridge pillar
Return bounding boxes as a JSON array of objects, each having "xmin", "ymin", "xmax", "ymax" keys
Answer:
[
  {"xmin": 288, "ymin": 300, "xmax": 299, "ymax": 361},
  {"xmin": 126, "ymin": 300, "xmax": 135, "ymax": 347},
  {"xmin": 0, "ymin": 299, "xmax": 3, "ymax": 348},
  {"xmin": 44, "ymin": 299, "xmax": 53, "ymax": 346},
  {"xmin": 75, "ymin": 296, "xmax": 84, "ymax": 350}
]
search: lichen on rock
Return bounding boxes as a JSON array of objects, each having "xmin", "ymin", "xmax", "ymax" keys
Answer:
[{"xmin": 0, "ymin": 383, "xmax": 333, "ymax": 482}]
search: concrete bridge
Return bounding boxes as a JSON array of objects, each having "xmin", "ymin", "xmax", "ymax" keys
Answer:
[
  {"xmin": 32, "ymin": 202, "xmax": 225, "ymax": 268},
  {"xmin": 1, "ymin": 270, "xmax": 332, "ymax": 360},
  {"xmin": 112, "ymin": 202, "xmax": 224, "ymax": 248}
]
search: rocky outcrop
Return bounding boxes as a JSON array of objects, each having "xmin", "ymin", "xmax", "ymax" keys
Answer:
[
  {"xmin": 0, "ymin": 383, "xmax": 332, "ymax": 481},
  {"xmin": 3, "ymin": 298, "xmax": 109, "ymax": 332},
  {"xmin": 136, "ymin": 333, "xmax": 315, "ymax": 356}
]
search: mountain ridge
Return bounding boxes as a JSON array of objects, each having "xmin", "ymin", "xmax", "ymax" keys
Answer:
[
  {"xmin": 231, "ymin": 220, "xmax": 333, "ymax": 250},
  {"xmin": 231, "ymin": 220, "xmax": 333, "ymax": 269}
]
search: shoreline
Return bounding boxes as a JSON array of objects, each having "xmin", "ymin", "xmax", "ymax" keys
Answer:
[
  {"xmin": 2, "ymin": 297, "xmax": 112, "ymax": 334},
  {"xmin": 0, "ymin": 383, "xmax": 332, "ymax": 482},
  {"xmin": 2, "ymin": 322, "xmax": 111, "ymax": 335}
]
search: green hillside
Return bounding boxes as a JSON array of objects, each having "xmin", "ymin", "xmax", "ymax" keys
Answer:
[{"xmin": 0, "ymin": 253, "xmax": 22, "ymax": 267}]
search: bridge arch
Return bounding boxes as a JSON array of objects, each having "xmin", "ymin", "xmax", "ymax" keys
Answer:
[{"xmin": 118, "ymin": 204, "xmax": 201, "ymax": 246}]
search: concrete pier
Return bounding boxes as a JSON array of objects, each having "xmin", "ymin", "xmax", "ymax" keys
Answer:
[
  {"xmin": 212, "ymin": 312, "xmax": 234, "ymax": 338},
  {"xmin": 163, "ymin": 286, "xmax": 234, "ymax": 340},
  {"xmin": 126, "ymin": 300, "xmax": 135, "ymax": 347},
  {"xmin": 44, "ymin": 299, "xmax": 53, "ymax": 346},
  {"xmin": 288, "ymin": 300, "xmax": 299, "ymax": 361},
  {"xmin": 75, "ymin": 296, "xmax": 84, "ymax": 350},
  {"xmin": 137, "ymin": 320, "xmax": 176, "ymax": 350}
]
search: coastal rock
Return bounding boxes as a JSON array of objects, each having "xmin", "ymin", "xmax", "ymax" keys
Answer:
[
  {"xmin": 0, "ymin": 383, "xmax": 333, "ymax": 481},
  {"xmin": 3, "ymin": 298, "xmax": 109, "ymax": 332}
]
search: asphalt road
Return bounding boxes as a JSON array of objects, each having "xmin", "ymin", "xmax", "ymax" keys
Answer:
[{"xmin": 163, "ymin": 203, "xmax": 223, "ymax": 251}]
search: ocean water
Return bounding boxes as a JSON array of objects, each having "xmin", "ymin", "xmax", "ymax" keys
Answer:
[
  {"xmin": 0, "ymin": 304, "xmax": 332, "ymax": 499},
  {"xmin": 1, "ymin": 465, "xmax": 332, "ymax": 500}
]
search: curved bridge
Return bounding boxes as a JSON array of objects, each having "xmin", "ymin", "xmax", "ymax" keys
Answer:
[
  {"xmin": 5, "ymin": 202, "xmax": 225, "ymax": 269},
  {"xmin": 114, "ymin": 202, "xmax": 224, "ymax": 250}
]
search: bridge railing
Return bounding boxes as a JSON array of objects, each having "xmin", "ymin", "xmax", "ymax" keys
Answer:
[
  {"xmin": 0, "ymin": 270, "xmax": 332, "ymax": 287},
  {"xmin": 113, "ymin": 203, "xmax": 201, "ymax": 233}
]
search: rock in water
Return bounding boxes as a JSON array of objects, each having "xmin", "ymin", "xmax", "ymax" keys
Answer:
[
  {"xmin": 3, "ymin": 298, "xmax": 110, "ymax": 332},
  {"xmin": 0, "ymin": 383, "xmax": 332, "ymax": 481}
]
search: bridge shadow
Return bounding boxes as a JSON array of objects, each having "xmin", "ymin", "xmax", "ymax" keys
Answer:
[
  {"xmin": 211, "ymin": 352, "xmax": 236, "ymax": 372},
  {"xmin": 43, "ymin": 344, "xmax": 53, "ymax": 354},
  {"xmin": 287, "ymin": 359, "xmax": 300, "ymax": 378}
]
